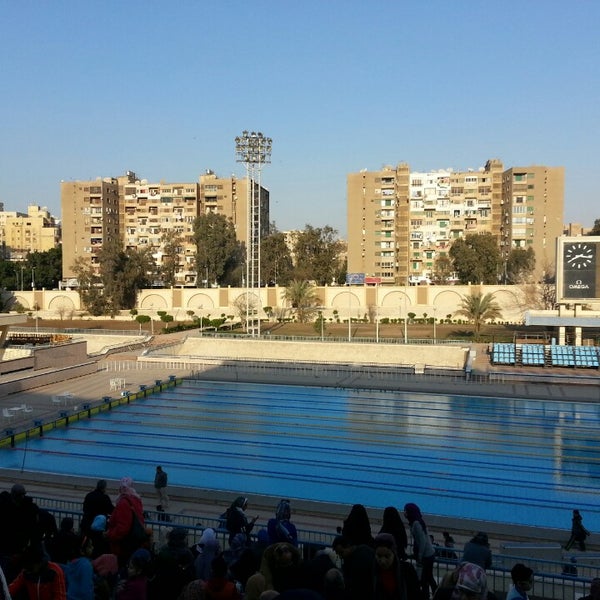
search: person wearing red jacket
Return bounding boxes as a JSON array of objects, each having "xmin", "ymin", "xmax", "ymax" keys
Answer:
[
  {"xmin": 9, "ymin": 542, "xmax": 66, "ymax": 600},
  {"xmin": 106, "ymin": 477, "xmax": 145, "ymax": 567}
]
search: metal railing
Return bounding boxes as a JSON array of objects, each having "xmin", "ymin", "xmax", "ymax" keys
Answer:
[{"xmin": 32, "ymin": 496, "xmax": 599, "ymax": 600}]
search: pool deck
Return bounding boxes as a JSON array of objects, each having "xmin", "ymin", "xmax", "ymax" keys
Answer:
[{"xmin": 1, "ymin": 332, "xmax": 599, "ymax": 556}]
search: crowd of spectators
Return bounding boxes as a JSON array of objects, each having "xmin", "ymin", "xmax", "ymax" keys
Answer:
[{"xmin": 0, "ymin": 481, "xmax": 594, "ymax": 600}]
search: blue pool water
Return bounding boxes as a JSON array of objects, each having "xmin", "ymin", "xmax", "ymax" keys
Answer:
[{"xmin": 2, "ymin": 380, "xmax": 599, "ymax": 531}]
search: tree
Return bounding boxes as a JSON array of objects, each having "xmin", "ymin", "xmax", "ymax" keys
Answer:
[
  {"xmin": 159, "ymin": 230, "xmax": 184, "ymax": 287},
  {"xmin": 292, "ymin": 225, "xmax": 345, "ymax": 285},
  {"xmin": 431, "ymin": 254, "xmax": 454, "ymax": 284},
  {"xmin": 97, "ymin": 241, "xmax": 155, "ymax": 312},
  {"xmin": 587, "ymin": 219, "xmax": 600, "ymax": 236},
  {"xmin": 71, "ymin": 256, "xmax": 106, "ymax": 315},
  {"xmin": 231, "ymin": 292, "xmax": 259, "ymax": 329},
  {"xmin": 281, "ymin": 280, "xmax": 321, "ymax": 323},
  {"xmin": 455, "ymin": 291, "xmax": 503, "ymax": 334},
  {"xmin": 135, "ymin": 314, "xmax": 151, "ymax": 332},
  {"xmin": 26, "ymin": 247, "xmax": 62, "ymax": 290},
  {"xmin": 194, "ymin": 213, "xmax": 242, "ymax": 286},
  {"xmin": 159, "ymin": 312, "xmax": 174, "ymax": 330},
  {"xmin": 449, "ymin": 234, "xmax": 501, "ymax": 284},
  {"xmin": 0, "ymin": 258, "xmax": 17, "ymax": 291},
  {"xmin": 505, "ymin": 247, "xmax": 536, "ymax": 284},
  {"xmin": 260, "ymin": 232, "xmax": 294, "ymax": 286}
]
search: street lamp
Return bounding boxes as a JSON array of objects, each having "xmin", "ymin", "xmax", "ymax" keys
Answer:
[
  {"xmin": 31, "ymin": 267, "xmax": 35, "ymax": 290},
  {"xmin": 235, "ymin": 131, "xmax": 272, "ymax": 338},
  {"xmin": 433, "ymin": 306, "xmax": 437, "ymax": 344}
]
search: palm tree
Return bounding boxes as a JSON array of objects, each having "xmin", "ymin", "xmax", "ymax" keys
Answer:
[
  {"xmin": 455, "ymin": 291, "xmax": 502, "ymax": 334},
  {"xmin": 282, "ymin": 280, "xmax": 320, "ymax": 323}
]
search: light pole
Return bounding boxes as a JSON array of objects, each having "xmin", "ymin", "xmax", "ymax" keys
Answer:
[
  {"xmin": 235, "ymin": 131, "xmax": 272, "ymax": 338},
  {"xmin": 31, "ymin": 267, "xmax": 35, "ymax": 290},
  {"xmin": 433, "ymin": 306, "xmax": 437, "ymax": 344},
  {"xmin": 21, "ymin": 266, "xmax": 24, "ymax": 291},
  {"xmin": 403, "ymin": 292, "xmax": 408, "ymax": 344},
  {"xmin": 348, "ymin": 291, "xmax": 352, "ymax": 342}
]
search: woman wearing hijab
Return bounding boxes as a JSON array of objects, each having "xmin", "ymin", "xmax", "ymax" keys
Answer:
[
  {"xmin": 267, "ymin": 500, "xmax": 298, "ymax": 546},
  {"xmin": 225, "ymin": 496, "xmax": 258, "ymax": 545},
  {"xmin": 404, "ymin": 503, "xmax": 437, "ymax": 598},
  {"xmin": 379, "ymin": 507, "xmax": 408, "ymax": 560},
  {"xmin": 194, "ymin": 528, "xmax": 221, "ymax": 580},
  {"xmin": 106, "ymin": 477, "xmax": 145, "ymax": 566},
  {"xmin": 341, "ymin": 504, "xmax": 373, "ymax": 547},
  {"xmin": 373, "ymin": 533, "xmax": 421, "ymax": 600}
]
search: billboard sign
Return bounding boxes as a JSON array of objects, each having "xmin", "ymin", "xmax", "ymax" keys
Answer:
[
  {"xmin": 346, "ymin": 272, "xmax": 365, "ymax": 285},
  {"xmin": 556, "ymin": 236, "xmax": 600, "ymax": 302}
]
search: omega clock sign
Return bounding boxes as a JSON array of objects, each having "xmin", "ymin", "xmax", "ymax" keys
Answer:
[{"xmin": 561, "ymin": 239, "xmax": 600, "ymax": 300}]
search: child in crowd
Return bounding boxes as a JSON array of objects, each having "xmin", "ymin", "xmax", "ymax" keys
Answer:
[
  {"xmin": 506, "ymin": 563, "xmax": 533, "ymax": 600},
  {"xmin": 116, "ymin": 548, "xmax": 152, "ymax": 600}
]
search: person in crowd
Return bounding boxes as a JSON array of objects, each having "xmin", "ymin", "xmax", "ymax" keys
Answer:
[
  {"xmin": 154, "ymin": 466, "xmax": 169, "ymax": 514},
  {"xmin": 565, "ymin": 509, "xmax": 590, "ymax": 551},
  {"xmin": 461, "ymin": 532, "xmax": 492, "ymax": 570},
  {"xmin": 62, "ymin": 535, "xmax": 95, "ymax": 600},
  {"xmin": 245, "ymin": 542, "xmax": 303, "ymax": 600},
  {"xmin": 0, "ymin": 483, "xmax": 41, "ymax": 582},
  {"xmin": 148, "ymin": 527, "xmax": 195, "ymax": 600},
  {"xmin": 436, "ymin": 532, "xmax": 458, "ymax": 561},
  {"xmin": 506, "ymin": 563, "xmax": 533, "ymax": 600},
  {"xmin": 578, "ymin": 577, "xmax": 600, "ymax": 600},
  {"xmin": 105, "ymin": 477, "xmax": 145, "ymax": 567},
  {"xmin": 341, "ymin": 504, "xmax": 373, "ymax": 547},
  {"xmin": 224, "ymin": 534, "xmax": 260, "ymax": 593},
  {"xmin": 194, "ymin": 527, "xmax": 222, "ymax": 580},
  {"xmin": 378, "ymin": 507, "xmax": 408, "ymax": 560},
  {"xmin": 268, "ymin": 500, "xmax": 299, "ymax": 546},
  {"xmin": 372, "ymin": 533, "xmax": 421, "ymax": 600},
  {"xmin": 47, "ymin": 517, "xmax": 79, "ymax": 565},
  {"xmin": 9, "ymin": 542, "xmax": 67, "ymax": 600},
  {"xmin": 225, "ymin": 497, "xmax": 259, "ymax": 546},
  {"xmin": 189, "ymin": 554, "xmax": 241, "ymax": 600},
  {"xmin": 332, "ymin": 535, "xmax": 375, "ymax": 600},
  {"xmin": 116, "ymin": 548, "xmax": 152, "ymax": 600},
  {"xmin": 80, "ymin": 480, "xmax": 114, "ymax": 536},
  {"xmin": 433, "ymin": 561, "xmax": 488, "ymax": 600},
  {"xmin": 403, "ymin": 503, "xmax": 437, "ymax": 598},
  {"xmin": 323, "ymin": 567, "xmax": 350, "ymax": 600},
  {"xmin": 92, "ymin": 552, "xmax": 120, "ymax": 600},
  {"xmin": 302, "ymin": 548, "xmax": 337, "ymax": 596}
]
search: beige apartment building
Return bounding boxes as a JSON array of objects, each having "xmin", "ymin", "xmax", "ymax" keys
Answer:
[
  {"xmin": 61, "ymin": 177, "xmax": 120, "ymax": 280},
  {"xmin": 501, "ymin": 166, "xmax": 565, "ymax": 279},
  {"xmin": 61, "ymin": 170, "xmax": 269, "ymax": 285},
  {"xmin": 0, "ymin": 205, "xmax": 60, "ymax": 261},
  {"xmin": 347, "ymin": 159, "xmax": 563, "ymax": 284}
]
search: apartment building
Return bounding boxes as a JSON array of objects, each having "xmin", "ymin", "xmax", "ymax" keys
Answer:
[
  {"xmin": 347, "ymin": 159, "xmax": 563, "ymax": 284},
  {"xmin": 0, "ymin": 205, "xmax": 60, "ymax": 260},
  {"xmin": 61, "ymin": 170, "xmax": 269, "ymax": 285},
  {"xmin": 501, "ymin": 166, "xmax": 565, "ymax": 278},
  {"xmin": 61, "ymin": 177, "xmax": 120, "ymax": 279},
  {"xmin": 347, "ymin": 163, "xmax": 410, "ymax": 285},
  {"xmin": 199, "ymin": 170, "xmax": 270, "ymax": 246}
]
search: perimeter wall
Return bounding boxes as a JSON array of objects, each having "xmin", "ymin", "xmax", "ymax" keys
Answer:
[{"xmin": 10, "ymin": 284, "xmax": 531, "ymax": 323}]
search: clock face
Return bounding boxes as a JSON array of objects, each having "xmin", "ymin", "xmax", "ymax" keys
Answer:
[{"xmin": 565, "ymin": 243, "xmax": 595, "ymax": 269}]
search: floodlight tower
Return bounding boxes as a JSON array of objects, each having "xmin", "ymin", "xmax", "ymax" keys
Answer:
[{"xmin": 235, "ymin": 130, "xmax": 272, "ymax": 337}]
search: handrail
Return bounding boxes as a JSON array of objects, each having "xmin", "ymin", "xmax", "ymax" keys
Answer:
[{"xmin": 31, "ymin": 496, "xmax": 600, "ymax": 590}]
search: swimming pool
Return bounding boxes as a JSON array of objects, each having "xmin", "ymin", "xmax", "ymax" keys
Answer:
[{"xmin": 2, "ymin": 379, "xmax": 599, "ymax": 531}]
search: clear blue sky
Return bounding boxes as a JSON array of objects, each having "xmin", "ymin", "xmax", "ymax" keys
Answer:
[{"xmin": 1, "ymin": 0, "xmax": 598, "ymax": 236}]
